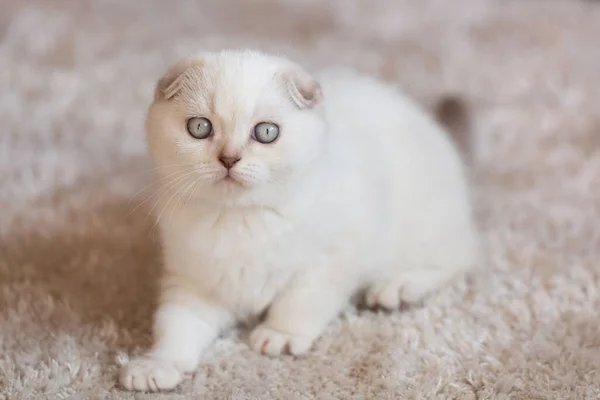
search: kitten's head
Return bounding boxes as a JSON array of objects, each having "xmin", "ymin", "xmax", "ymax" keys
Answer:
[{"xmin": 146, "ymin": 49, "xmax": 326, "ymax": 207}]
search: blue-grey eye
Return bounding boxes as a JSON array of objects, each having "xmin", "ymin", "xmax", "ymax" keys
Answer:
[
  {"xmin": 187, "ymin": 117, "xmax": 212, "ymax": 139},
  {"xmin": 253, "ymin": 122, "xmax": 280, "ymax": 144}
]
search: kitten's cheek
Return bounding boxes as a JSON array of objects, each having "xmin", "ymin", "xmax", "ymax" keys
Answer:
[{"xmin": 258, "ymin": 170, "xmax": 272, "ymax": 185}]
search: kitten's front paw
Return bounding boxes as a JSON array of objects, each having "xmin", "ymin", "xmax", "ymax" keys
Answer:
[
  {"xmin": 119, "ymin": 356, "xmax": 184, "ymax": 392},
  {"xmin": 249, "ymin": 325, "xmax": 314, "ymax": 357}
]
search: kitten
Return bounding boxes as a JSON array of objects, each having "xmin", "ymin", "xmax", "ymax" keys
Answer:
[{"xmin": 119, "ymin": 49, "xmax": 480, "ymax": 392}]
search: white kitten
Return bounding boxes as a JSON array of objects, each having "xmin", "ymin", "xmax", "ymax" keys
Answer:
[{"xmin": 119, "ymin": 49, "xmax": 480, "ymax": 392}]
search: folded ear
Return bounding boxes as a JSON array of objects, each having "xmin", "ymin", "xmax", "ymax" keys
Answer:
[
  {"xmin": 281, "ymin": 67, "xmax": 322, "ymax": 109},
  {"xmin": 154, "ymin": 57, "xmax": 203, "ymax": 101}
]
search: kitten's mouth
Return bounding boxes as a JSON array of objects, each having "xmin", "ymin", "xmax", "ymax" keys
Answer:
[
  {"xmin": 219, "ymin": 172, "xmax": 243, "ymax": 186},
  {"xmin": 216, "ymin": 169, "xmax": 254, "ymax": 189}
]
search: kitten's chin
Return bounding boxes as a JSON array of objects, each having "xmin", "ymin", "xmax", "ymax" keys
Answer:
[
  {"xmin": 216, "ymin": 176, "xmax": 247, "ymax": 190},
  {"xmin": 196, "ymin": 174, "xmax": 284, "ymax": 207}
]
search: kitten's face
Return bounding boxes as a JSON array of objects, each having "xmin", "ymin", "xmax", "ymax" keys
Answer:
[{"xmin": 146, "ymin": 50, "xmax": 326, "ymax": 206}]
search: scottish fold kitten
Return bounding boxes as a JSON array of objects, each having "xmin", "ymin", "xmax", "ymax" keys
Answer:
[{"xmin": 120, "ymin": 49, "xmax": 480, "ymax": 392}]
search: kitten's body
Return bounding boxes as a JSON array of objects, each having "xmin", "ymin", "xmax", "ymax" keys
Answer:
[{"xmin": 120, "ymin": 50, "xmax": 479, "ymax": 392}]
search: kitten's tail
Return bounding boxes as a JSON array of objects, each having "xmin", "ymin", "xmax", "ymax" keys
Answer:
[{"xmin": 433, "ymin": 95, "xmax": 473, "ymax": 162}]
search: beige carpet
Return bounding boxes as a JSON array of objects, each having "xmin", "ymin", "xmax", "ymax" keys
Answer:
[{"xmin": 2, "ymin": 0, "xmax": 600, "ymax": 398}]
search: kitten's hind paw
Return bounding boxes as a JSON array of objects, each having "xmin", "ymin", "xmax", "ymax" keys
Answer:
[
  {"xmin": 119, "ymin": 356, "xmax": 184, "ymax": 392},
  {"xmin": 249, "ymin": 325, "xmax": 314, "ymax": 357},
  {"xmin": 365, "ymin": 270, "xmax": 451, "ymax": 310}
]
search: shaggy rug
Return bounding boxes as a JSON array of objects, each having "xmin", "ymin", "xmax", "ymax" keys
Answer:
[{"xmin": 2, "ymin": 0, "xmax": 600, "ymax": 398}]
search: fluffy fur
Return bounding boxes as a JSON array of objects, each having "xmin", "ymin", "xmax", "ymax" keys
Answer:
[{"xmin": 119, "ymin": 49, "xmax": 480, "ymax": 392}]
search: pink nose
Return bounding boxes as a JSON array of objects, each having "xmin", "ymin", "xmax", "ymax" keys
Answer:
[{"xmin": 219, "ymin": 156, "xmax": 241, "ymax": 169}]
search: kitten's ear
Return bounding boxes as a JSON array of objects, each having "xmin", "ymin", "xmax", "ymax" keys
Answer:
[
  {"xmin": 154, "ymin": 57, "xmax": 202, "ymax": 101},
  {"xmin": 281, "ymin": 67, "xmax": 322, "ymax": 109}
]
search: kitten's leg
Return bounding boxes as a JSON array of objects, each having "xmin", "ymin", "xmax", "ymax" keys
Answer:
[
  {"xmin": 119, "ymin": 289, "xmax": 232, "ymax": 392},
  {"xmin": 366, "ymin": 231, "xmax": 479, "ymax": 310},
  {"xmin": 365, "ymin": 266, "xmax": 469, "ymax": 310},
  {"xmin": 249, "ymin": 267, "xmax": 354, "ymax": 357}
]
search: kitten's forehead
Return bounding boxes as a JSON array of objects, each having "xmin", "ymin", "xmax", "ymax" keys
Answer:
[{"xmin": 204, "ymin": 51, "xmax": 284, "ymax": 114}]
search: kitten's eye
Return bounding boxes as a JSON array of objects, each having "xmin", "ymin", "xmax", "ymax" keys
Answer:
[
  {"xmin": 186, "ymin": 117, "xmax": 213, "ymax": 139},
  {"xmin": 253, "ymin": 122, "xmax": 280, "ymax": 144}
]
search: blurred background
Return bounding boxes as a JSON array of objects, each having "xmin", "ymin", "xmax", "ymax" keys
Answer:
[
  {"xmin": 2, "ymin": 0, "xmax": 600, "ymax": 205},
  {"xmin": 2, "ymin": 0, "xmax": 600, "ymax": 398}
]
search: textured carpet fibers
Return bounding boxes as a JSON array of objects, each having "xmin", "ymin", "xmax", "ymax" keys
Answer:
[{"xmin": 2, "ymin": 0, "xmax": 600, "ymax": 399}]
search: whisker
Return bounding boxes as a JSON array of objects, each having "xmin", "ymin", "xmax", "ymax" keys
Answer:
[
  {"xmin": 145, "ymin": 171, "xmax": 199, "ymax": 218},
  {"xmin": 130, "ymin": 170, "xmax": 198, "ymax": 216},
  {"xmin": 137, "ymin": 164, "xmax": 220, "ymax": 217},
  {"xmin": 151, "ymin": 174, "xmax": 197, "ymax": 234},
  {"xmin": 168, "ymin": 177, "xmax": 199, "ymax": 225},
  {"xmin": 128, "ymin": 166, "xmax": 198, "ymax": 203},
  {"xmin": 127, "ymin": 162, "xmax": 202, "ymax": 181},
  {"xmin": 184, "ymin": 176, "xmax": 207, "ymax": 208},
  {"xmin": 138, "ymin": 162, "xmax": 206, "ymax": 174}
]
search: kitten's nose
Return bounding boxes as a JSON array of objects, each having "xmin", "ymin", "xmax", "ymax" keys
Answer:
[{"xmin": 219, "ymin": 155, "xmax": 241, "ymax": 169}]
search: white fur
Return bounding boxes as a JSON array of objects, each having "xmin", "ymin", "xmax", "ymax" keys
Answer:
[{"xmin": 119, "ymin": 49, "xmax": 480, "ymax": 392}]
